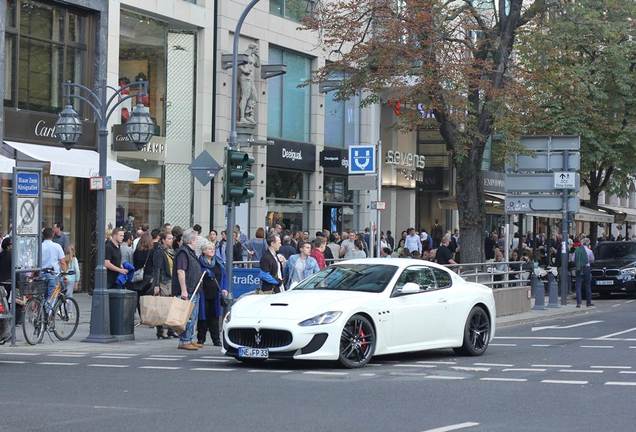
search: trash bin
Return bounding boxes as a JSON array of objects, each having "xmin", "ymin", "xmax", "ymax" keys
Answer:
[{"xmin": 108, "ymin": 289, "xmax": 136, "ymax": 341}]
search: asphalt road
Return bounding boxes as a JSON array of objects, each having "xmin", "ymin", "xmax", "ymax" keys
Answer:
[{"xmin": 2, "ymin": 298, "xmax": 636, "ymax": 432}]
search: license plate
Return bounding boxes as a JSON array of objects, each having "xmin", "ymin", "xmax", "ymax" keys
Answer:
[
  {"xmin": 238, "ymin": 347, "xmax": 269, "ymax": 358},
  {"xmin": 596, "ymin": 280, "xmax": 614, "ymax": 286}
]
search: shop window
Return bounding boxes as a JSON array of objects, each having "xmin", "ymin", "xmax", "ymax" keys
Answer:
[
  {"xmin": 267, "ymin": 46, "xmax": 311, "ymax": 143},
  {"xmin": 266, "ymin": 170, "xmax": 304, "ymax": 200},
  {"xmin": 119, "ymin": 12, "xmax": 168, "ymax": 136},
  {"xmin": 270, "ymin": 0, "xmax": 309, "ymax": 22},
  {"xmin": 18, "ymin": 37, "xmax": 64, "ymax": 112},
  {"xmin": 266, "ymin": 169, "xmax": 309, "ymax": 231},
  {"xmin": 324, "ymin": 175, "xmax": 353, "ymax": 203},
  {"xmin": 116, "ymin": 159, "xmax": 164, "ymax": 231}
]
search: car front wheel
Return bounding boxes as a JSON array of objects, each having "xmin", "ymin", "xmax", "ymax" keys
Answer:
[
  {"xmin": 338, "ymin": 314, "xmax": 375, "ymax": 368},
  {"xmin": 454, "ymin": 306, "xmax": 490, "ymax": 356}
]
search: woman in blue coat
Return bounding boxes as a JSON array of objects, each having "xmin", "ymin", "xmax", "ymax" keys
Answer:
[{"xmin": 197, "ymin": 242, "xmax": 227, "ymax": 346}]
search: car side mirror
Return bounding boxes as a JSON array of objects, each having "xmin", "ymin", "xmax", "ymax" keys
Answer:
[{"xmin": 398, "ymin": 282, "xmax": 421, "ymax": 295}]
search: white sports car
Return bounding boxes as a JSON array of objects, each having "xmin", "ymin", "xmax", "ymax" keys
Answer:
[{"xmin": 222, "ymin": 258, "xmax": 496, "ymax": 368}]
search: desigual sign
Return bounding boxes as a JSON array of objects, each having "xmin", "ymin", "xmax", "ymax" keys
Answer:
[
  {"xmin": 385, "ymin": 150, "xmax": 426, "ymax": 170},
  {"xmin": 267, "ymin": 138, "xmax": 316, "ymax": 171}
]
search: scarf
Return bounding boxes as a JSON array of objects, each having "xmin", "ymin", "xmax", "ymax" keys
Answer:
[{"xmin": 198, "ymin": 254, "xmax": 226, "ymax": 319}]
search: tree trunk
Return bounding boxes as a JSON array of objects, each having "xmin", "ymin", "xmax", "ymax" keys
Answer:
[{"xmin": 455, "ymin": 151, "xmax": 486, "ymax": 264}]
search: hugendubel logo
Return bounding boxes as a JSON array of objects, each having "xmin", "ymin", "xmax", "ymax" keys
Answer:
[{"xmin": 282, "ymin": 148, "xmax": 302, "ymax": 161}]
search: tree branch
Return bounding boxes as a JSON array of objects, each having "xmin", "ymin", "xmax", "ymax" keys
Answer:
[{"xmin": 518, "ymin": 0, "xmax": 548, "ymax": 27}]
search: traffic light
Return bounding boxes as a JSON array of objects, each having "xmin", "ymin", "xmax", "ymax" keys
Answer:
[{"xmin": 224, "ymin": 149, "xmax": 255, "ymax": 205}]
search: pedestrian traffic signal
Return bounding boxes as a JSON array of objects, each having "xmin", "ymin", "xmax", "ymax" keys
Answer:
[{"xmin": 224, "ymin": 149, "xmax": 255, "ymax": 205}]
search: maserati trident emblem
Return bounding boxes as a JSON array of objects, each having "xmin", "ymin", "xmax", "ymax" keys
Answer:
[{"xmin": 254, "ymin": 331, "xmax": 262, "ymax": 346}]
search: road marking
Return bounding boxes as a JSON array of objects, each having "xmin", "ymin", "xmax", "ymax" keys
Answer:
[
  {"xmin": 1, "ymin": 352, "xmax": 38, "ymax": 356},
  {"xmin": 417, "ymin": 361, "xmax": 456, "ymax": 365},
  {"xmin": 532, "ymin": 364, "xmax": 571, "ymax": 368},
  {"xmin": 474, "ymin": 362, "xmax": 514, "ymax": 367},
  {"xmin": 612, "ymin": 304, "xmax": 621, "ymax": 307},
  {"xmin": 139, "ymin": 366, "xmax": 181, "ymax": 370},
  {"xmin": 531, "ymin": 344, "xmax": 552, "ymax": 347},
  {"xmin": 542, "ymin": 380, "xmax": 588, "ymax": 385},
  {"xmin": 390, "ymin": 372, "xmax": 428, "ymax": 377},
  {"xmin": 360, "ymin": 373, "xmax": 377, "ymax": 377},
  {"xmin": 148, "ymin": 355, "xmax": 186, "ymax": 358},
  {"xmin": 605, "ymin": 381, "xmax": 636, "ymax": 386},
  {"xmin": 591, "ymin": 366, "xmax": 631, "ymax": 369},
  {"xmin": 596, "ymin": 327, "xmax": 636, "ymax": 340},
  {"xmin": 191, "ymin": 367, "xmax": 235, "ymax": 372},
  {"xmin": 580, "ymin": 345, "xmax": 614, "ymax": 349},
  {"xmin": 481, "ymin": 377, "xmax": 527, "ymax": 382},
  {"xmin": 451, "ymin": 366, "xmax": 490, "ymax": 372},
  {"xmin": 503, "ymin": 368, "xmax": 546, "ymax": 372},
  {"xmin": 626, "ymin": 300, "xmax": 635, "ymax": 304},
  {"xmin": 141, "ymin": 357, "xmax": 180, "ymax": 361},
  {"xmin": 395, "ymin": 364, "xmax": 437, "ymax": 369},
  {"xmin": 490, "ymin": 343, "xmax": 517, "ymax": 347},
  {"xmin": 0, "ymin": 360, "xmax": 27, "ymax": 364},
  {"xmin": 630, "ymin": 347, "xmax": 636, "ymax": 349},
  {"xmin": 188, "ymin": 359, "xmax": 231, "ymax": 363},
  {"xmin": 425, "ymin": 375, "xmax": 466, "ymax": 380},
  {"xmin": 421, "ymin": 421, "xmax": 480, "ymax": 432},
  {"xmin": 619, "ymin": 371, "xmax": 636, "ymax": 375},
  {"xmin": 559, "ymin": 369, "xmax": 603, "ymax": 374},
  {"xmin": 532, "ymin": 320, "xmax": 603, "ymax": 332},
  {"xmin": 88, "ymin": 364, "xmax": 130, "ymax": 368},
  {"xmin": 200, "ymin": 356, "xmax": 229, "ymax": 360},
  {"xmin": 36, "ymin": 362, "xmax": 78, "ymax": 366},
  {"xmin": 47, "ymin": 353, "xmax": 86, "ymax": 358},
  {"xmin": 247, "ymin": 369, "xmax": 292, "ymax": 374},
  {"xmin": 303, "ymin": 371, "xmax": 349, "ymax": 376},
  {"xmin": 93, "ymin": 355, "xmax": 135, "ymax": 360},
  {"xmin": 495, "ymin": 336, "xmax": 582, "ymax": 340},
  {"xmin": 99, "ymin": 353, "xmax": 137, "ymax": 356}
]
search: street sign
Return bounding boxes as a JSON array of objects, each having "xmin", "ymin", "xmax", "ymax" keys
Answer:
[
  {"xmin": 15, "ymin": 171, "xmax": 40, "ymax": 196},
  {"xmin": 553, "ymin": 172, "xmax": 576, "ymax": 189},
  {"xmin": 16, "ymin": 197, "xmax": 39, "ymax": 235},
  {"xmin": 507, "ymin": 152, "xmax": 580, "ymax": 172},
  {"xmin": 505, "ymin": 173, "xmax": 579, "ymax": 193},
  {"xmin": 189, "ymin": 150, "xmax": 222, "ymax": 186},
  {"xmin": 520, "ymin": 135, "xmax": 580, "ymax": 151},
  {"xmin": 505, "ymin": 195, "xmax": 580, "ymax": 213},
  {"xmin": 370, "ymin": 201, "xmax": 386, "ymax": 210},
  {"xmin": 348, "ymin": 174, "xmax": 377, "ymax": 190},
  {"xmin": 348, "ymin": 145, "xmax": 375, "ymax": 174}
]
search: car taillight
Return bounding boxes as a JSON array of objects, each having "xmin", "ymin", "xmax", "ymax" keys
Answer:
[{"xmin": 0, "ymin": 303, "xmax": 6, "ymax": 314}]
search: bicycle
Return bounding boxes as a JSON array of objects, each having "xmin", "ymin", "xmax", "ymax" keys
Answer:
[{"xmin": 22, "ymin": 268, "xmax": 80, "ymax": 345}]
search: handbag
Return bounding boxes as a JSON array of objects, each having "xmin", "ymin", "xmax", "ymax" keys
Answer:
[
  {"xmin": 132, "ymin": 252, "xmax": 151, "ymax": 283},
  {"xmin": 164, "ymin": 272, "xmax": 206, "ymax": 334}
]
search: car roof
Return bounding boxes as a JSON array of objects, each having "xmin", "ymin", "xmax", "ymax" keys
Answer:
[{"xmin": 333, "ymin": 257, "xmax": 453, "ymax": 272}]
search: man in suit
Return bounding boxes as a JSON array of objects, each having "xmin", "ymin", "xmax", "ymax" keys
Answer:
[{"xmin": 259, "ymin": 234, "xmax": 286, "ymax": 293}]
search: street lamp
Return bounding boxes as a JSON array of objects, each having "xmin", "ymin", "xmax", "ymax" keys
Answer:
[{"xmin": 53, "ymin": 80, "xmax": 155, "ymax": 343}]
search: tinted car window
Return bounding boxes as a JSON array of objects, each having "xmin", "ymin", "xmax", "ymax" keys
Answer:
[
  {"xmin": 293, "ymin": 264, "xmax": 398, "ymax": 293},
  {"xmin": 432, "ymin": 268, "xmax": 452, "ymax": 288},
  {"xmin": 596, "ymin": 242, "xmax": 636, "ymax": 260},
  {"xmin": 394, "ymin": 266, "xmax": 436, "ymax": 293}
]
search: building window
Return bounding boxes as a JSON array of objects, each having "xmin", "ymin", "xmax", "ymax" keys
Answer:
[
  {"xmin": 267, "ymin": 46, "xmax": 311, "ymax": 143},
  {"xmin": 119, "ymin": 12, "xmax": 167, "ymax": 137},
  {"xmin": 266, "ymin": 169, "xmax": 309, "ymax": 231},
  {"xmin": 270, "ymin": 0, "xmax": 309, "ymax": 22},
  {"xmin": 5, "ymin": 0, "xmax": 90, "ymax": 113},
  {"xmin": 324, "ymin": 92, "xmax": 359, "ymax": 148},
  {"xmin": 323, "ymin": 175, "xmax": 353, "ymax": 203}
]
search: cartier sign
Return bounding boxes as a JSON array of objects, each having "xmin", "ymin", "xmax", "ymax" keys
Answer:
[
  {"xmin": 112, "ymin": 124, "xmax": 165, "ymax": 161},
  {"xmin": 4, "ymin": 108, "xmax": 97, "ymax": 149}
]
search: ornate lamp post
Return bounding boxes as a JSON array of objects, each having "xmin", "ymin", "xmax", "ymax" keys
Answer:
[{"xmin": 53, "ymin": 81, "xmax": 155, "ymax": 343}]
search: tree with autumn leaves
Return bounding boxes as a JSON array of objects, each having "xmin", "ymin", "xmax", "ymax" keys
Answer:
[{"xmin": 304, "ymin": 0, "xmax": 550, "ymax": 263}]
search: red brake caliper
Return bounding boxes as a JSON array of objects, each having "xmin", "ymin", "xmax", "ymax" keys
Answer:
[{"xmin": 359, "ymin": 327, "xmax": 367, "ymax": 352}]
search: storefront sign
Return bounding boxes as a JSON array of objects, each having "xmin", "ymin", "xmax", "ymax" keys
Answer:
[
  {"xmin": 4, "ymin": 108, "xmax": 97, "ymax": 149},
  {"xmin": 267, "ymin": 139, "xmax": 316, "ymax": 171},
  {"xmin": 320, "ymin": 148, "xmax": 349, "ymax": 174},
  {"xmin": 385, "ymin": 150, "xmax": 426, "ymax": 170},
  {"xmin": 112, "ymin": 124, "xmax": 166, "ymax": 161},
  {"xmin": 483, "ymin": 170, "xmax": 505, "ymax": 193}
]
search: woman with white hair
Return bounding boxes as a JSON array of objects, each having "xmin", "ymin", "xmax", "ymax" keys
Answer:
[{"xmin": 197, "ymin": 241, "xmax": 227, "ymax": 346}]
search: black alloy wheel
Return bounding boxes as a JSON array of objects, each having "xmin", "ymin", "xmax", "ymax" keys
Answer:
[
  {"xmin": 338, "ymin": 314, "xmax": 375, "ymax": 368},
  {"xmin": 454, "ymin": 306, "xmax": 490, "ymax": 356}
]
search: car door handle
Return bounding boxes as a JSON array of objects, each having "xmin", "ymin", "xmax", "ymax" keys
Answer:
[{"xmin": 438, "ymin": 299, "xmax": 447, "ymax": 303}]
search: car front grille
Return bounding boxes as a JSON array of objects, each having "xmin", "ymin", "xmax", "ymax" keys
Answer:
[
  {"xmin": 228, "ymin": 328, "xmax": 293, "ymax": 348},
  {"xmin": 591, "ymin": 269, "xmax": 604, "ymax": 278},
  {"xmin": 591, "ymin": 269, "xmax": 621, "ymax": 278},
  {"xmin": 605, "ymin": 269, "xmax": 621, "ymax": 277}
]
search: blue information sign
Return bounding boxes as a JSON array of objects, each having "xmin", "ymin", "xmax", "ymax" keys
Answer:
[
  {"xmin": 348, "ymin": 145, "xmax": 376, "ymax": 174},
  {"xmin": 232, "ymin": 268, "xmax": 262, "ymax": 298},
  {"xmin": 15, "ymin": 172, "xmax": 40, "ymax": 197}
]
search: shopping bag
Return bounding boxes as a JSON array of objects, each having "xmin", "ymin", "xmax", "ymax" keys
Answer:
[
  {"xmin": 140, "ymin": 296, "xmax": 172, "ymax": 326},
  {"xmin": 164, "ymin": 273, "xmax": 205, "ymax": 334}
]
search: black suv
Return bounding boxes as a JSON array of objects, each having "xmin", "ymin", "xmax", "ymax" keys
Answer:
[{"xmin": 590, "ymin": 241, "xmax": 636, "ymax": 298}]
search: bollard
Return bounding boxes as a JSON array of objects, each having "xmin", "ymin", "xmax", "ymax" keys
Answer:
[
  {"xmin": 547, "ymin": 272, "xmax": 560, "ymax": 308},
  {"xmin": 532, "ymin": 273, "xmax": 546, "ymax": 310}
]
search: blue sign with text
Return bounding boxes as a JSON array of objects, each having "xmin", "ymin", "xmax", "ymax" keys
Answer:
[
  {"xmin": 15, "ymin": 172, "xmax": 40, "ymax": 196},
  {"xmin": 348, "ymin": 145, "xmax": 375, "ymax": 174},
  {"xmin": 232, "ymin": 268, "xmax": 261, "ymax": 298}
]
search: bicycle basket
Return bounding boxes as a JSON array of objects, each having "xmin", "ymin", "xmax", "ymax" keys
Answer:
[{"xmin": 16, "ymin": 276, "xmax": 48, "ymax": 296}]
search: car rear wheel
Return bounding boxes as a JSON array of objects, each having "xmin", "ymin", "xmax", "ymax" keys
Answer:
[
  {"xmin": 338, "ymin": 314, "xmax": 375, "ymax": 368},
  {"xmin": 454, "ymin": 306, "xmax": 490, "ymax": 356}
]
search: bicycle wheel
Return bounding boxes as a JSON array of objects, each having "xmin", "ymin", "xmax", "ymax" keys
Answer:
[
  {"xmin": 23, "ymin": 298, "xmax": 45, "ymax": 345},
  {"xmin": 52, "ymin": 297, "xmax": 79, "ymax": 341}
]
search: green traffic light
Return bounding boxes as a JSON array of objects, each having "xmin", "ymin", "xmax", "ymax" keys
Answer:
[{"xmin": 224, "ymin": 149, "xmax": 255, "ymax": 204}]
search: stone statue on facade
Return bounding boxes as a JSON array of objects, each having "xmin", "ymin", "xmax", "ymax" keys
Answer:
[{"xmin": 238, "ymin": 44, "xmax": 260, "ymax": 126}]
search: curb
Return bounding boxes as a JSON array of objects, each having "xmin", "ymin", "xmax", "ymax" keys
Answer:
[{"xmin": 496, "ymin": 307, "xmax": 601, "ymax": 329}]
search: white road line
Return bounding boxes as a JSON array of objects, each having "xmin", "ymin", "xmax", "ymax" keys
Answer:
[
  {"xmin": 474, "ymin": 362, "xmax": 514, "ymax": 367},
  {"xmin": 99, "ymin": 353, "xmax": 137, "ymax": 356},
  {"xmin": 502, "ymin": 368, "xmax": 546, "ymax": 372},
  {"xmin": 605, "ymin": 381, "xmax": 636, "ymax": 386},
  {"xmin": 451, "ymin": 366, "xmax": 490, "ymax": 372},
  {"xmin": 93, "ymin": 355, "xmax": 135, "ymax": 359},
  {"xmin": 1, "ymin": 352, "xmax": 38, "ymax": 356},
  {"xmin": 148, "ymin": 355, "xmax": 186, "ymax": 358},
  {"xmin": 395, "ymin": 364, "xmax": 437, "ymax": 369},
  {"xmin": 390, "ymin": 372, "xmax": 428, "ymax": 377},
  {"xmin": 88, "ymin": 364, "xmax": 130, "ymax": 368},
  {"xmin": 139, "ymin": 366, "xmax": 181, "ymax": 370},
  {"xmin": 559, "ymin": 369, "xmax": 603, "ymax": 374},
  {"xmin": 595, "ymin": 327, "xmax": 636, "ymax": 340},
  {"xmin": 591, "ymin": 366, "xmax": 631, "ymax": 369},
  {"xmin": 490, "ymin": 343, "xmax": 517, "ymax": 347},
  {"xmin": 417, "ymin": 361, "xmax": 457, "ymax": 365},
  {"xmin": 481, "ymin": 377, "xmax": 527, "ymax": 382},
  {"xmin": 359, "ymin": 373, "xmax": 377, "ymax": 377},
  {"xmin": 247, "ymin": 369, "xmax": 292, "ymax": 374},
  {"xmin": 191, "ymin": 367, "xmax": 235, "ymax": 372},
  {"xmin": 200, "ymin": 356, "xmax": 229, "ymax": 360},
  {"xmin": 141, "ymin": 357, "xmax": 180, "ymax": 361},
  {"xmin": 188, "ymin": 359, "xmax": 231, "ymax": 363},
  {"xmin": 630, "ymin": 347, "xmax": 636, "ymax": 349},
  {"xmin": 580, "ymin": 345, "xmax": 614, "ymax": 349},
  {"xmin": 542, "ymin": 380, "xmax": 588, "ymax": 385},
  {"xmin": 612, "ymin": 304, "xmax": 622, "ymax": 308},
  {"xmin": 0, "ymin": 360, "xmax": 27, "ymax": 364},
  {"xmin": 47, "ymin": 354, "xmax": 86, "ymax": 358},
  {"xmin": 303, "ymin": 371, "xmax": 349, "ymax": 376},
  {"xmin": 619, "ymin": 371, "xmax": 636, "ymax": 375},
  {"xmin": 532, "ymin": 364, "xmax": 571, "ymax": 368},
  {"xmin": 495, "ymin": 336, "xmax": 582, "ymax": 340},
  {"xmin": 531, "ymin": 344, "xmax": 552, "ymax": 347},
  {"xmin": 420, "ymin": 421, "xmax": 480, "ymax": 432},
  {"xmin": 36, "ymin": 362, "xmax": 78, "ymax": 366},
  {"xmin": 626, "ymin": 300, "xmax": 635, "ymax": 304},
  {"xmin": 424, "ymin": 376, "xmax": 466, "ymax": 380}
]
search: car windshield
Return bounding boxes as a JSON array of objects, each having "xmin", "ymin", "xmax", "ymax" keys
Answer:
[
  {"xmin": 292, "ymin": 264, "xmax": 398, "ymax": 293},
  {"xmin": 596, "ymin": 242, "xmax": 636, "ymax": 260}
]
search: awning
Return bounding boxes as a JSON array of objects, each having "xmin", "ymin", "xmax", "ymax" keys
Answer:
[
  {"xmin": 0, "ymin": 154, "xmax": 15, "ymax": 174},
  {"xmin": 528, "ymin": 206, "xmax": 614, "ymax": 223},
  {"xmin": 4, "ymin": 141, "xmax": 139, "ymax": 181},
  {"xmin": 598, "ymin": 204, "xmax": 636, "ymax": 223}
]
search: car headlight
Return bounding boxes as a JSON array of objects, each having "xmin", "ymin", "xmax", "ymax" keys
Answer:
[
  {"xmin": 298, "ymin": 311, "xmax": 342, "ymax": 326},
  {"xmin": 619, "ymin": 267, "xmax": 636, "ymax": 280}
]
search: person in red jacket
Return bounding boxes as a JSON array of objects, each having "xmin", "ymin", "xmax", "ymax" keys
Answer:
[{"xmin": 311, "ymin": 237, "xmax": 327, "ymax": 270}]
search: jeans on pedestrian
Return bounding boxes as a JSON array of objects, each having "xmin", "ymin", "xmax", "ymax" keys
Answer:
[
  {"xmin": 179, "ymin": 292, "xmax": 199, "ymax": 344},
  {"xmin": 43, "ymin": 273, "xmax": 58, "ymax": 312},
  {"xmin": 575, "ymin": 267, "xmax": 592, "ymax": 305}
]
